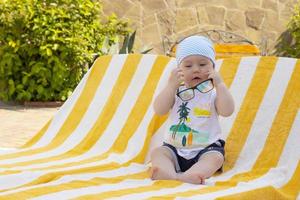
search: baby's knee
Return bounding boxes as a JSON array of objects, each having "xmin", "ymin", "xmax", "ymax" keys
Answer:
[
  {"xmin": 150, "ymin": 146, "xmax": 172, "ymax": 159},
  {"xmin": 212, "ymin": 153, "xmax": 225, "ymax": 167},
  {"xmin": 150, "ymin": 147, "xmax": 163, "ymax": 159},
  {"xmin": 201, "ymin": 152, "xmax": 224, "ymax": 166}
]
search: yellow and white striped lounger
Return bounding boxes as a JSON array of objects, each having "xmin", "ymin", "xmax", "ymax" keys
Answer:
[{"xmin": 0, "ymin": 54, "xmax": 299, "ymax": 199}]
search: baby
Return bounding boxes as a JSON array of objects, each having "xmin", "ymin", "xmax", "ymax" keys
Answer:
[{"xmin": 150, "ymin": 36, "xmax": 235, "ymax": 184}]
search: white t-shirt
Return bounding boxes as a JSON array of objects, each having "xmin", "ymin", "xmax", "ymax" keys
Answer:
[{"xmin": 164, "ymin": 86, "xmax": 222, "ymax": 159}]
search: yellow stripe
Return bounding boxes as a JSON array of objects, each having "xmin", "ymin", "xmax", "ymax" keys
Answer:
[
  {"xmin": 74, "ymin": 180, "xmax": 182, "ymax": 200},
  {"xmin": 21, "ymin": 119, "xmax": 52, "ymax": 148},
  {"xmin": 224, "ymin": 56, "xmax": 277, "ymax": 171},
  {"xmin": 0, "ymin": 55, "xmax": 113, "ymax": 161},
  {"xmin": 218, "ymin": 57, "xmax": 241, "ymax": 88},
  {"xmin": 215, "ymin": 161, "xmax": 300, "ymax": 200},
  {"xmin": 279, "ymin": 160, "xmax": 300, "ymax": 198},
  {"xmin": 150, "ymin": 57, "xmax": 300, "ymax": 199},
  {"xmin": 217, "ymin": 186, "xmax": 289, "ymax": 200},
  {"xmin": 0, "ymin": 171, "xmax": 149, "ymax": 199},
  {"xmin": 215, "ymin": 44, "xmax": 260, "ymax": 54}
]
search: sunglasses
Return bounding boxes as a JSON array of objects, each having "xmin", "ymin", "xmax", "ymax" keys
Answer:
[{"xmin": 176, "ymin": 79, "xmax": 214, "ymax": 101}]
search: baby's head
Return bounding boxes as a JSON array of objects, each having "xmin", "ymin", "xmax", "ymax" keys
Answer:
[{"xmin": 176, "ymin": 35, "xmax": 216, "ymax": 87}]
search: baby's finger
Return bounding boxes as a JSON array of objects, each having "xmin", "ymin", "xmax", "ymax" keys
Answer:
[{"xmin": 178, "ymin": 73, "xmax": 184, "ymax": 82}]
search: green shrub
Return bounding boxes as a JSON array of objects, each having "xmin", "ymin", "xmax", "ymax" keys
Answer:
[
  {"xmin": 0, "ymin": 0, "xmax": 130, "ymax": 102},
  {"xmin": 275, "ymin": 3, "xmax": 300, "ymax": 58}
]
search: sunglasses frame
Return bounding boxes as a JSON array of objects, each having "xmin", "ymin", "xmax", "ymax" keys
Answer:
[{"xmin": 176, "ymin": 78, "xmax": 214, "ymax": 101}]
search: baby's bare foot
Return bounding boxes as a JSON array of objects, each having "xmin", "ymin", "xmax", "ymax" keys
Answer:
[
  {"xmin": 177, "ymin": 173, "xmax": 205, "ymax": 184},
  {"xmin": 149, "ymin": 166, "xmax": 177, "ymax": 180}
]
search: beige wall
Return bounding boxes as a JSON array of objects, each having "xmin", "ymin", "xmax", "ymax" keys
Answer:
[{"xmin": 101, "ymin": 0, "xmax": 298, "ymax": 55}]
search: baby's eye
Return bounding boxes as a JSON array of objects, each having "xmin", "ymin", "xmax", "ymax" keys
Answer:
[
  {"xmin": 185, "ymin": 65, "xmax": 192, "ymax": 68},
  {"xmin": 198, "ymin": 63, "xmax": 206, "ymax": 67}
]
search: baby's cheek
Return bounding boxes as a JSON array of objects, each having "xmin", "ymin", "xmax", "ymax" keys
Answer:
[{"xmin": 200, "ymin": 73, "xmax": 209, "ymax": 79}]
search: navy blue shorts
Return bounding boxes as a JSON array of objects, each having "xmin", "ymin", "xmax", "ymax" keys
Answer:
[{"xmin": 162, "ymin": 139, "xmax": 225, "ymax": 173}]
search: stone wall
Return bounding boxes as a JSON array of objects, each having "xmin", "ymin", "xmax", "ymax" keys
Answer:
[{"xmin": 101, "ymin": 0, "xmax": 298, "ymax": 55}]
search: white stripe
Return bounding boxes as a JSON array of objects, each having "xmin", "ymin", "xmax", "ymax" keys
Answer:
[
  {"xmin": 106, "ymin": 183, "xmax": 199, "ymax": 200},
  {"xmin": 220, "ymin": 56, "xmax": 260, "ymax": 139},
  {"xmin": 30, "ymin": 179, "xmax": 154, "ymax": 200},
  {"xmin": 0, "ymin": 163, "xmax": 147, "ymax": 193},
  {"xmin": 214, "ymin": 59, "xmax": 223, "ymax": 72},
  {"xmin": 0, "ymin": 55, "xmax": 127, "ymax": 165},
  {"xmin": 0, "ymin": 147, "xmax": 16, "ymax": 154}
]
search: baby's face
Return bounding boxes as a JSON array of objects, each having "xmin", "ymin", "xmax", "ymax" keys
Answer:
[{"xmin": 179, "ymin": 55, "xmax": 214, "ymax": 88}]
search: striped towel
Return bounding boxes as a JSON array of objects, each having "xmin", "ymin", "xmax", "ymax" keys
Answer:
[{"xmin": 0, "ymin": 54, "xmax": 299, "ymax": 199}]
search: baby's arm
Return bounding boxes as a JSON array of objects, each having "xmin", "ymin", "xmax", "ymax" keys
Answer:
[
  {"xmin": 153, "ymin": 68, "xmax": 184, "ymax": 115},
  {"xmin": 208, "ymin": 70, "xmax": 235, "ymax": 117},
  {"xmin": 214, "ymin": 82, "xmax": 235, "ymax": 117}
]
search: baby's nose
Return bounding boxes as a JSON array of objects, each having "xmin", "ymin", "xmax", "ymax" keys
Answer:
[{"xmin": 192, "ymin": 65, "xmax": 203, "ymax": 72}]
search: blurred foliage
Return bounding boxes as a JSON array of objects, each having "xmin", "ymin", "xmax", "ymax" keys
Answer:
[
  {"xmin": 118, "ymin": 30, "xmax": 152, "ymax": 54},
  {"xmin": 100, "ymin": 30, "xmax": 153, "ymax": 55},
  {"xmin": 275, "ymin": 3, "xmax": 300, "ymax": 58},
  {"xmin": 0, "ymin": 0, "xmax": 130, "ymax": 102}
]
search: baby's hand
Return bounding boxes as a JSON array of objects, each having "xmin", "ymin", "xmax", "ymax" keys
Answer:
[
  {"xmin": 168, "ymin": 68, "xmax": 184, "ymax": 89},
  {"xmin": 206, "ymin": 69, "xmax": 223, "ymax": 86}
]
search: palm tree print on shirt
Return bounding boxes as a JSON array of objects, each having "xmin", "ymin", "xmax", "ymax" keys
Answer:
[{"xmin": 170, "ymin": 102, "xmax": 199, "ymax": 146}]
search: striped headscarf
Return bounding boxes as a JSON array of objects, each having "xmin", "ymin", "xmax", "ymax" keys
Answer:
[{"xmin": 176, "ymin": 35, "xmax": 216, "ymax": 66}]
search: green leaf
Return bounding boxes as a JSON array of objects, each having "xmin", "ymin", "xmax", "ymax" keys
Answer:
[
  {"xmin": 141, "ymin": 48, "xmax": 153, "ymax": 54},
  {"xmin": 22, "ymin": 76, "xmax": 28, "ymax": 85},
  {"xmin": 37, "ymin": 85, "xmax": 44, "ymax": 94},
  {"xmin": 46, "ymin": 48, "xmax": 52, "ymax": 56},
  {"xmin": 128, "ymin": 30, "xmax": 136, "ymax": 53},
  {"xmin": 16, "ymin": 84, "xmax": 23, "ymax": 90},
  {"xmin": 119, "ymin": 35, "xmax": 129, "ymax": 54}
]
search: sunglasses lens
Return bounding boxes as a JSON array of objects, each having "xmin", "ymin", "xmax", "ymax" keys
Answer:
[
  {"xmin": 197, "ymin": 80, "xmax": 214, "ymax": 93},
  {"xmin": 178, "ymin": 89, "xmax": 194, "ymax": 101}
]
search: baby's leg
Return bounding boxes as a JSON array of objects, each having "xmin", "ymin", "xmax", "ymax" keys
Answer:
[
  {"xmin": 150, "ymin": 146, "xmax": 178, "ymax": 180},
  {"xmin": 178, "ymin": 152, "xmax": 224, "ymax": 184}
]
